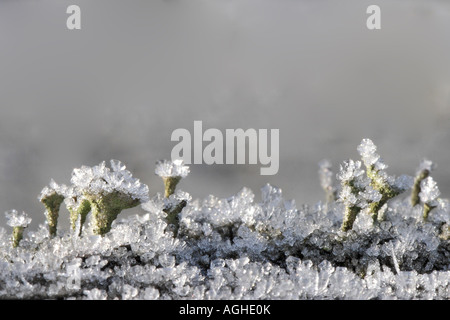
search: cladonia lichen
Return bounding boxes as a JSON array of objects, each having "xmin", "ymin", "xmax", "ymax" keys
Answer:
[
  {"xmin": 5, "ymin": 210, "xmax": 31, "ymax": 248},
  {"xmin": 39, "ymin": 180, "xmax": 66, "ymax": 237},
  {"xmin": 155, "ymin": 159, "xmax": 189, "ymax": 198},
  {"xmin": 357, "ymin": 139, "xmax": 411, "ymax": 223},
  {"xmin": 70, "ymin": 160, "xmax": 149, "ymax": 236}
]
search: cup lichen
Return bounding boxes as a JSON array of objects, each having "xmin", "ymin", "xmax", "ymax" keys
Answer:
[
  {"xmin": 155, "ymin": 159, "xmax": 189, "ymax": 198},
  {"xmin": 70, "ymin": 160, "xmax": 149, "ymax": 236},
  {"xmin": 5, "ymin": 210, "xmax": 31, "ymax": 248},
  {"xmin": 39, "ymin": 180, "xmax": 67, "ymax": 237}
]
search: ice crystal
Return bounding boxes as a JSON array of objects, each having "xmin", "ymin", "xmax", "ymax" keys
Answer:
[
  {"xmin": 417, "ymin": 159, "xmax": 436, "ymax": 175},
  {"xmin": 5, "ymin": 210, "xmax": 31, "ymax": 228},
  {"xmin": 419, "ymin": 177, "xmax": 440, "ymax": 204},
  {"xmin": 155, "ymin": 159, "xmax": 190, "ymax": 179},
  {"xmin": 357, "ymin": 138, "xmax": 380, "ymax": 167}
]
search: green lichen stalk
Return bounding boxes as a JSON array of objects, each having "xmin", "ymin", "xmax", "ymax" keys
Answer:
[
  {"xmin": 164, "ymin": 199, "xmax": 187, "ymax": 236},
  {"xmin": 41, "ymin": 193, "xmax": 65, "ymax": 237},
  {"xmin": 87, "ymin": 191, "xmax": 140, "ymax": 236},
  {"xmin": 12, "ymin": 226, "xmax": 25, "ymax": 248},
  {"xmin": 163, "ymin": 176, "xmax": 181, "ymax": 198},
  {"xmin": 366, "ymin": 165, "xmax": 399, "ymax": 223},
  {"xmin": 411, "ymin": 170, "xmax": 429, "ymax": 207},
  {"xmin": 337, "ymin": 159, "xmax": 370, "ymax": 232},
  {"xmin": 342, "ymin": 205, "xmax": 362, "ymax": 232},
  {"xmin": 68, "ymin": 199, "xmax": 91, "ymax": 235},
  {"xmin": 423, "ymin": 203, "xmax": 436, "ymax": 221},
  {"xmin": 5, "ymin": 210, "xmax": 31, "ymax": 248}
]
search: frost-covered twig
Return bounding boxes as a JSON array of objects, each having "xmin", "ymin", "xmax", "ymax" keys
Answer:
[
  {"xmin": 39, "ymin": 179, "xmax": 67, "ymax": 237},
  {"xmin": 71, "ymin": 160, "xmax": 149, "ymax": 235},
  {"xmin": 5, "ymin": 210, "xmax": 31, "ymax": 248}
]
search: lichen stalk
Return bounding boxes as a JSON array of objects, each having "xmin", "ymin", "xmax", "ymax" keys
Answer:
[
  {"xmin": 41, "ymin": 193, "xmax": 65, "ymax": 237},
  {"xmin": 163, "ymin": 176, "xmax": 181, "ymax": 198},
  {"xmin": 12, "ymin": 226, "xmax": 24, "ymax": 248},
  {"xmin": 86, "ymin": 191, "xmax": 140, "ymax": 236},
  {"xmin": 68, "ymin": 199, "xmax": 91, "ymax": 235},
  {"xmin": 411, "ymin": 169, "xmax": 429, "ymax": 207},
  {"xmin": 423, "ymin": 203, "xmax": 435, "ymax": 221},
  {"xmin": 341, "ymin": 205, "xmax": 361, "ymax": 232}
]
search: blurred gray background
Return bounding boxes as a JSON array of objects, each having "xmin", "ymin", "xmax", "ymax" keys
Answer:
[{"xmin": 1, "ymin": 0, "xmax": 450, "ymax": 230}]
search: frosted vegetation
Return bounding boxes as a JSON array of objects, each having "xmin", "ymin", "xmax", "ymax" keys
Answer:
[{"xmin": 0, "ymin": 140, "xmax": 448, "ymax": 300}]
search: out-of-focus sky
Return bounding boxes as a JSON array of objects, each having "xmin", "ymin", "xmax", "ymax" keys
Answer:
[{"xmin": 1, "ymin": 0, "xmax": 450, "ymax": 229}]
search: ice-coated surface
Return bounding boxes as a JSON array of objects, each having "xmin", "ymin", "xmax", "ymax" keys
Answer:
[
  {"xmin": 71, "ymin": 160, "xmax": 149, "ymax": 202},
  {"xmin": 155, "ymin": 159, "xmax": 190, "ymax": 178},
  {"xmin": 0, "ymin": 183, "xmax": 448, "ymax": 300},
  {"xmin": 4, "ymin": 210, "xmax": 31, "ymax": 228}
]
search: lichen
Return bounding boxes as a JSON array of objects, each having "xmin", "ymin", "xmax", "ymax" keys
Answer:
[
  {"xmin": 86, "ymin": 191, "xmax": 140, "ymax": 236},
  {"xmin": 41, "ymin": 192, "xmax": 65, "ymax": 237}
]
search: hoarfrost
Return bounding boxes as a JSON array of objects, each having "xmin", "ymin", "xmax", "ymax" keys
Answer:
[
  {"xmin": 71, "ymin": 160, "xmax": 149, "ymax": 202},
  {"xmin": 419, "ymin": 177, "xmax": 440, "ymax": 204},
  {"xmin": 155, "ymin": 159, "xmax": 190, "ymax": 178},
  {"xmin": 0, "ymin": 182, "xmax": 448, "ymax": 300},
  {"xmin": 5, "ymin": 210, "xmax": 31, "ymax": 228}
]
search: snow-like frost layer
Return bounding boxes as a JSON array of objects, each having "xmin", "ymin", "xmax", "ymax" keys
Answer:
[{"xmin": 0, "ymin": 184, "xmax": 448, "ymax": 300}]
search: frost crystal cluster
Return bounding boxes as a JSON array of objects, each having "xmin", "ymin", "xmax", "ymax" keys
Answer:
[{"xmin": 0, "ymin": 147, "xmax": 449, "ymax": 300}]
